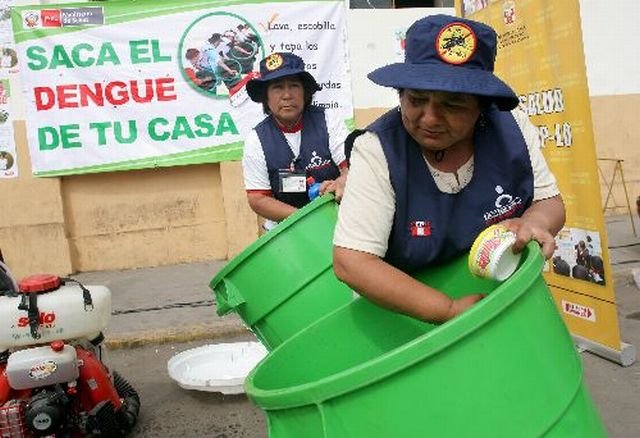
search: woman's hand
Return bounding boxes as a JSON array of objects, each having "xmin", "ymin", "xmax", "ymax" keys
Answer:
[
  {"xmin": 446, "ymin": 294, "xmax": 486, "ymax": 320},
  {"xmin": 502, "ymin": 217, "xmax": 557, "ymax": 259},
  {"xmin": 319, "ymin": 170, "xmax": 348, "ymax": 202},
  {"xmin": 501, "ymin": 195, "xmax": 565, "ymax": 260}
]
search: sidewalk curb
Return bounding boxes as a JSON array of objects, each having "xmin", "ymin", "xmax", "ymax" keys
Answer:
[
  {"xmin": 105, "ymin": 320, "xmax": 251, "ymax": 350},
  {"xmin": 105, "ymin": 268, "xmax": 638, "ymax": 350}
]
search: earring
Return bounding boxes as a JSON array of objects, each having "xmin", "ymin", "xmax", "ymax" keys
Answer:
[{"xmin": 478, "ymin": 112, "xmax": 487, "ymax": 128}]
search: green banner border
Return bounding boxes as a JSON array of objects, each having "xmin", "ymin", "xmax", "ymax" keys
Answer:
[
  {"xmin": 14, "ymin": 0, "xmax": 354, "ymax": 177},
  {"xmin": 34, "ymin": 142, "xmax": 243, "ymax": 177}
]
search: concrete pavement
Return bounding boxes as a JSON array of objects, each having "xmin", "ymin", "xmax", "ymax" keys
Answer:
[{"xmin": 72, "ymin": 260, "xmax": 248, "ymax": 350}]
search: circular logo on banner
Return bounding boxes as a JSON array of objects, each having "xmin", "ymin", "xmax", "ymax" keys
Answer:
[
  {"xmin": 265, "ymin": 53, "xmax": 284, "ymax": 71},
  {"xmin": 436, "ymin": 23, "xmax": 477, "ymax": 65}
]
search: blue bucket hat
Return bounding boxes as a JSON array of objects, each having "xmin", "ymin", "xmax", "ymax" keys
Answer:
[
  {"xmin": 246, "ymin": 52, "xmax": 321, "ymax": 102},
  {"xmin": 368, "ymin": 14, "xmax": 518, "ymax": 111}
]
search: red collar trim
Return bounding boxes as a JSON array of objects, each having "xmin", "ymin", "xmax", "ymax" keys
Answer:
[{"xmin": 278, "ymin": 119, "xmax": 303, "ymax": 133}]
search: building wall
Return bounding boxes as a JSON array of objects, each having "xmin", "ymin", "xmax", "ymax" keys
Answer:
[
  {"xmin": 0, "ymin": 121, "xmax": 72, "ymax": 279},
  {"xmin": 61, "ymin": 164, "xmax": 227, "ymax": 272},
  {"xmin": 580, "ymin": 0, "xmax": 640, "ymax": 215},
  {"xmin": 590, "ymin": 94, "xmax": 640, "ymax": 215}
]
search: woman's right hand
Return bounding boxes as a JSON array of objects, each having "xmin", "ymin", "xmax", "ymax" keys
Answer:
[
  {"xmin": 319, "ymin": 173, "xmax": 347, "ymax": 202},
  {"xmin": 446, "ymin": 293, "xmax": 486, "ymax": 320}
]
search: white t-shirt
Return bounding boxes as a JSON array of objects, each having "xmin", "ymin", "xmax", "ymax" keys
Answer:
[
  {"xmin": 333, "ymin": 109, "xmax": 560, "ymax": 258},
  {"xmin": 242, "ymin": 111, "xmax": 348, "ymax": 191}
]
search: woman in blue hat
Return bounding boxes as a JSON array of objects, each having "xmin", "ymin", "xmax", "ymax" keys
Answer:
[
  {"xmin": 243, "ymin": 52, "xmax": 349, "ymax": 231},
  {"xmin": 333, "ymin": 14, "xmax": 566, "ymax": 323}
]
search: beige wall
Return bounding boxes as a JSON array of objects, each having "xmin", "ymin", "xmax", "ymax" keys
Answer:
[
  {"xmin": 60, "ymin": 160, "xmax": 258, "ymax": 273},
  {"xmin": 0, "ymin": 121, "xmax": 72, "ymax": 280},
  {"xmin": 62, "ymin": 165, "xmax": 225, "ymax": 272},
  {"xmin": 590, "ymin": 94, "xmax": 640, "ymax": 215},
  {"xmin": 2, "ymin": 94, "xmax": 637, "ymax": 278}
]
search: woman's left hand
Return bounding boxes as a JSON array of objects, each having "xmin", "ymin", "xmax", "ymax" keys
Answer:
[
  {"xmin": 501, "ymin": 217, "xmax": 557, "ymax": 259},
  {"xmin": 501, "ymin": 195, "xmax": 565, "ymax": 260}
]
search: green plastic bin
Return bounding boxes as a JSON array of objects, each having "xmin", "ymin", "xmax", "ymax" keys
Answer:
[
  {"xmin": 245, "ymin": 243, "xmax": 606, "ymax": 437},
  {"xmin": 210, "ymin": 194, "xmax": 353, "ymax": 350}
]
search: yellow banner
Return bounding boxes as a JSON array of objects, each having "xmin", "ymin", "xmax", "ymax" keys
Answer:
[{"xmin": 455, "ymin": 0, "xmax": 623, "ymax": 351}]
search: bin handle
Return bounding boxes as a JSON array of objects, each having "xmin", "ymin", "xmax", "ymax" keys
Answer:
[{"xmin": 215, "ymin": 278, "xmax": 245, "ymax": 315}]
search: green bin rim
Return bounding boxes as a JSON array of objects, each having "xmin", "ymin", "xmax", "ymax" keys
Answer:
[
  {"xmin": 245, "ymin": 242, "xmax": 553, "ymax": 409},
  {"xmin": 209, "ymin": 193, "xmax": 336, "ymax": 292}
]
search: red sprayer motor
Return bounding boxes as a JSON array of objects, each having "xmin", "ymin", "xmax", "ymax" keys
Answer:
[{"xmin": 0, "ymin": 259, "xmax": 139, "ymax": 437}]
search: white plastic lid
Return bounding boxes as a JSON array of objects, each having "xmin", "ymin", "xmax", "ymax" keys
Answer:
[
  {"xmin": 167, "ymin": 341, "xmax": 268, "ymax": 394},
  {"xmin": 469, "ymin": 225, "xmax": 522, "ymax": 281},
  {"xmin": 489, "ymin": 242, "xmax": 521, "ymax": 281}
]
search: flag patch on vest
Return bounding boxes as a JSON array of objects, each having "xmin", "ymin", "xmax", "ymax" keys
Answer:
[{"xmin": 410, "ymin": 221, "xmax": 431, "ymax": 237}]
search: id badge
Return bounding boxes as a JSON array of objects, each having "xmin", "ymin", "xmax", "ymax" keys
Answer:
[{"xmin": 278, "ymin": 169, "xmax": 306, "ymax": 193}]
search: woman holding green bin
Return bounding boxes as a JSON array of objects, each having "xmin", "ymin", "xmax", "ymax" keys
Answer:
[
  {"xmin": 333, "ymin": 14, "xmax": 566, "ymax": 323},
  {"xmin": 243, "ymin": 52, "xmax": 349, "ymax": 231}
]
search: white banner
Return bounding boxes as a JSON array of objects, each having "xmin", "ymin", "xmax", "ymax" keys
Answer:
[{"xmin": 11, "ymin": 0, "xmax": 354, "ymax": 176}]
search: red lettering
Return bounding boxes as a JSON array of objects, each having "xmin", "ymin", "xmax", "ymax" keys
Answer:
[
  {"xmin": 57, "ymin": 84, "xmax": 79, "ymax": 109},
  {"xmin": 32, "ymin": 78, "xmax": 177, "ymax": 111},
  {"xmin": 131, "ymin": 79, "xmax": 154, "ymax": 103},
  {"xmin": 16, "ymin": 312, "xmax": 56, "ymax": 328},
  {"xmin": 155, "ymin": 77, "xmax": 176, "ymax": 102},
  {"xmin": 477, "ymin": 237, "xmax": 501, "ymax": 269},
  {"xmin": 34, "ymin": 86, "xmax": 56, "ymax": 111},
  {"xmin": 79, "ymin": 83, "xmax": 104, "ymax": 107},
  {"xmin": 105, "ymin": 81, "xmax": 129, "ymax": 105}
]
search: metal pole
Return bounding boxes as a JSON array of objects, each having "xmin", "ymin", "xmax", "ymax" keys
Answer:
[{"xmin": 616, "ymin": 160, "xmax": 638, "ymax": 237}]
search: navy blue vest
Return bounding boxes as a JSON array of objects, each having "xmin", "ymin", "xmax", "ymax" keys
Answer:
[
  {"xmin": 369, "ymin": 108, "xmax": 534, "ymax": 273},
  {"xmin": 256, "ymin": 106, "xmax": 341, "ymax": 208}
]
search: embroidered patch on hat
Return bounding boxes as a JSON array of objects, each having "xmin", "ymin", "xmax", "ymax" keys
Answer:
[
  {"xmin": 265, "ymin": 53, "xmax": 284, "ymax": 71},
  {"xmin": 435, "ymin": 22, "xmax": 477, "ymax": 65}
]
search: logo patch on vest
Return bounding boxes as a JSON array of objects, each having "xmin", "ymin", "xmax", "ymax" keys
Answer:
[
  {"xmin": 410, "ymin": 220, "xmax": 432, "ymax": 237},
  {"xmin": 305, "ymin": 150, "xmax": 333, "ymax": 171},
  {"xmin": 483, "ymin": 185, "xmax": 523, "ymax": 225}
]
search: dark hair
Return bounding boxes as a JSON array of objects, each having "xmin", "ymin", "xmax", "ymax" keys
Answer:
[
  {"xmin": 185, "ymin": 48, "xmax": 199, "ymax": 60},
  {"xmin": 552, "ymin": 255, "xmax": 570, "ymax": 277},
  {"xmin": 208, "ymin": 33, "xmax": 222, "ymax": 44},
  {"xmin": 572, "ymin": 264, "xmax": 590, "ymax": 281},
  {"xmin": 590, "ymin": 255, "xmax": 604, "ymax": 274},
  {"xmin": 260, "ymin": 74, "xmax": 316, "ymax": 115}
]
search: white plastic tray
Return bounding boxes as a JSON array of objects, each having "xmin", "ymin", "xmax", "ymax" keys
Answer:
[{"xmin": 167, "ymin": 341, "xmax": 268, "ymax": 394}]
